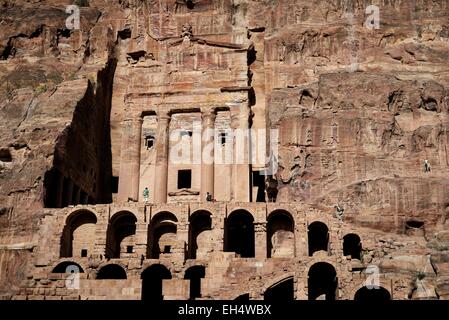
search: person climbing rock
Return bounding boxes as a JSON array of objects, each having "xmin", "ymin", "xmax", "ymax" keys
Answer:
[
  {"xmin": 143, "ymin": 187, "xmax": 150, "ymax": 203},
  {"xmin": 424, "ymin": 160, "xmax": 431, "ymax": 173}
]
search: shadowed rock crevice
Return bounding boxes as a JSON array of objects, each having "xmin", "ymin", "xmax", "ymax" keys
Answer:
[{"xmin": 43, "ymin": 58, "xmax": 117, "ymax": 208}]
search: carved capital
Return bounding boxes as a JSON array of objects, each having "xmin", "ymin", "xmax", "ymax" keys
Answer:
[
  {"xmin": 229, "ymin": 106, "xmax": 241, "ymax": 129},
  {"xmin": 201, "ymin": 108, "xmax": 216, "ymax": 124},
  {"xmin": 234, "ymin": 108, "xmax": 251, "ymax": 132},
  {"xmin": 157, "ymin": 111, "xmax": 171, "ymax": 123}
]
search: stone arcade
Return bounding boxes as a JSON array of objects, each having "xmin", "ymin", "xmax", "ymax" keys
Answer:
[{"xmin": 1, "ymin": 0, "xmax": 449, "ymax": 300}]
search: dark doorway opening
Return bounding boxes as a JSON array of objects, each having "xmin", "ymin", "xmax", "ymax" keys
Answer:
[
  {"xmin": 141, "ymin": 264, "xmax": 172, "ymax": 301},
  {"xmin": 267, "ymin": 211, "xmax": 295, "ymax": 258},
  {"xmin": 147, "ymin": 212, "xmax": 177, "ymax": 259},
  {"xmin": 105, "ymin": 211, "xmax": 137, "ymax": 258},
  {"xmin": 184, "ymin": 266, "xmax": 206, "ymax": 300},
  {"xmin": 308, "ymin": 221, "xmax": 329, "ymax": 256},
  {"xmin": 252, "ymin": 171, "xmax": 266, "ymax": 202},
  {"xmin": 343, "ymin": 233, "xmax": 362, "ymax": 260},
  {"xmin": 60, "ymin": 209, "xmax": 97, "ymax": 258},
  {"xmin": 308, "ymin": 262, "xmax": 337, "ymax": 300},
  {"xmin": 178, "ymin": 170, "xmax": 192, "ymax": 189},
  {"xmin": 224, "ymin": 210, "xmax": 255, "ymax": 258},
  {"xmin": 188, "ymin": 211, "xmax": 212, "ymax": 259}
]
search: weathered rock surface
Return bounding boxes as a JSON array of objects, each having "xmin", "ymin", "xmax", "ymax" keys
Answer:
[{"xmin": 1, "ymin": 0, "xmax": 449, "ymax": 299}]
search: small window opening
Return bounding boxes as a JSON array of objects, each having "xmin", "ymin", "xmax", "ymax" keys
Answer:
[
  {"xmin": 220, "ymin": 132, "xmax": 227, "ymax": 145},
  {"xmin": 177, "ymin": 170, "xmax": 192, "ymax": 189},
  {"xmin": 145, "ymin": 135, "xmax": 155, "ymax": 149}
]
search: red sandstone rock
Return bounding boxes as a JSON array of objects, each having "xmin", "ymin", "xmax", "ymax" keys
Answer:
[{"xmin": 1, "ymin": 0, "xmax": 449, "ymax": 300}]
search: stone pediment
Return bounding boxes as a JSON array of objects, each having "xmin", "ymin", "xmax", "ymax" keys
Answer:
[{"xmin": 168, "ymin": 189, "xmax": 200, "ymax": 196}]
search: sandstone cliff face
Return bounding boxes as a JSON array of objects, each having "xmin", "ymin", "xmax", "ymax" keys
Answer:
[
  {"xmin": 0, "ymin": 0, "xmax": 119, "ymax": 294},
  {"xmin": 1, "ymin": 0, "xmax": 449, "ymax": 299},
  {"xmin": 254, "ymin": 0, "xmax": 449, "ymax": 233}
]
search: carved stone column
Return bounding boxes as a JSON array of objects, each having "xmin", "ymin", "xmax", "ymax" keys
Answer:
[
  {"xmin": 230, "ymin": 104, "xmax": 251, "ymax": 202},
  {"xmin": 117, "ymin": 117, "xmax": 143, "ymax": 202},
  {"xmin": 201, "ymin": 108, "xmax": 216, "ymax": 201},
  {"xmin": 154, "ymin": 111, "xmax": 171, "ymax": 204},
  {"xmin": 254, "ymin": 222, "xmax": 267, "ymax": 260}
]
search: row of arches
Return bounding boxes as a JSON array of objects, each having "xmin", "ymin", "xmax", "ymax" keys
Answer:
[
  {"xmin": 263, "ymin": 262, "xmax": 390, "ymax": 301},
  {"xmin": 60, "ymin": 209, "xmax": 362, "ymax": 260},
  {"xmin": 52, "ymin": 262, "xmax": 204, "ymax": 300},
  {"xmin": 52, "ymin": 261, "xmax": 390, "ymax": 301}
]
